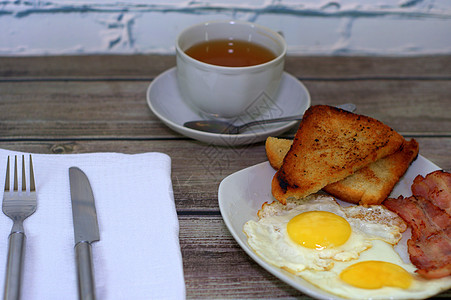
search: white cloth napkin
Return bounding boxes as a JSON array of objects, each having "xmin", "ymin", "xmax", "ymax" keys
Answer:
[{"xmin": 0, "ymin": 149, "xmax": 185, "ymax": 300}]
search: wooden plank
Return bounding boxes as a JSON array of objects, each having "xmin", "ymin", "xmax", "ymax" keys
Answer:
[
  {"xmin": 1, "ymin": 55, "xmax": 450, "ymax": 79},
  {"xmin": 303, "ymin": 80, "xmax": 451, "ymax": 136},
  {"xmin": 1, "ymin": 80, "xmax": 450, "ymax": 139},
  {"xmin": 0, "ymin": 80, "xmax": 177, "ymax": 138},
  {"xmin": 285, "ymin": 55, "xmax": 451, "ymax": 79},
  {"xmin": 0, "ymin": 55, "xmax": 176, "ymax": 79},
  {"xmin": 0, "ymin": 138, "xmax": 449, "ymax": 211},
  {"xmin": 179, "ymin": 215, "xmax": 304, "ymax": 299}
]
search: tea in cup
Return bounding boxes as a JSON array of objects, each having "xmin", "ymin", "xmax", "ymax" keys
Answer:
[{"xmin": 176, "ymin": 20, "xmax": 287, "ymax": 119}]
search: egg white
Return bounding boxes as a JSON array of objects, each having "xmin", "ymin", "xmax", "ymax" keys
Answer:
[{"xmin": 243, "ymin": 195, "xmax": 406, "ymax": 273}]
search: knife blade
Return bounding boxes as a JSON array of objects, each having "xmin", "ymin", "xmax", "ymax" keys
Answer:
[{"xmin": 69, "ymin": 167, "xmax": 100, "ymax": 300}]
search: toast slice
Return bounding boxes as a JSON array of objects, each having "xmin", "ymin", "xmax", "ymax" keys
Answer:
[
  {"xmin": 323, "ymin": 139, "xmax": 419, "ymax": 204},
  {"xmin": 265, "ymin": 137, "xmax": 293, "ymax": 170},
  {"xmin": 266, "ymin": 137, "xmax": 418, "ymax": 205},
  {"xmin": 272, "ymin": 105, "xmax": 404, "ymax": 204}
]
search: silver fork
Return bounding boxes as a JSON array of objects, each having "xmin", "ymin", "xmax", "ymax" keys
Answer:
[{"xmin": 2, "ymin": 155, "xmax": 37, "ymax": 300}]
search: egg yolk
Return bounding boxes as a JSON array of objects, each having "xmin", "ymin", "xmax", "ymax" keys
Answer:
[
  {"xmin": 340, "ymin": 261, "xmax": 412, "ymax": 289},
  {"xmin": 287, "ymin": 211, "xmax": 351, "ymax": 249}
]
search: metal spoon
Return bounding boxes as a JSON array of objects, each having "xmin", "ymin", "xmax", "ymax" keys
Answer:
[{"xmin": 184, "ymin": 103, "xmax": 356, "ymax": 134}]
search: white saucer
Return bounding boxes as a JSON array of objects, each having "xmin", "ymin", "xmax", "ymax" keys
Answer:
[{"xmin": 146, "ymin": 67, "xmax": 310, "ymax": 146}]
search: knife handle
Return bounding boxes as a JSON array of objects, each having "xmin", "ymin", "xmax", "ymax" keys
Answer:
[
  {"xmin": 3, "ymin": 232, "xmax": 25, "ymax": 300},
  {"xmin": 75, "ymin": 242, "xmax": 96, "ymax": 300}
]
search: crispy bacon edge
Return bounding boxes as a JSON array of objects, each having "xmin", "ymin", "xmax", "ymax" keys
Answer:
[{"xmin": 384, "ymin": 194, "xmax": 451, "ymax": 279}]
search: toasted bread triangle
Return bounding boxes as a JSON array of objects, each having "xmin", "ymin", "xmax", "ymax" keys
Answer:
[
  {"xmin": 272, "ymin": 105, "xmax": 404, "ymax": 204},
  {"xmin": 266, "ymin": 136, "xmax": 419, "ymax": 205}
]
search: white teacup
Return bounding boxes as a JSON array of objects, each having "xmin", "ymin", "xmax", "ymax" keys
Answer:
[{"xmin": 176, "ymin": 20, "xmax": 287, "ymax": 119}]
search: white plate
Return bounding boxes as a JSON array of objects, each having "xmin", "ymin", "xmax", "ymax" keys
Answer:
[
  {"xmin": 218, "ymin": 155, "xmax": 441, "ymax": 299},
  {"xmin": 146, "ymin": 67, "xmax": 310, "ymax": 146}
]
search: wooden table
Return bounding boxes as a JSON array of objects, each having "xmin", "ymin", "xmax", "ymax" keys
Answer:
[{"xmin": 1, "ymin": 55, "xmax": 450, "ymax": 299}]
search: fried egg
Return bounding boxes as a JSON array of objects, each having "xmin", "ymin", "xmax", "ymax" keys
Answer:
[
  {"xmin": 243, "ymin": 195, "xmax": 406, "ymax": 272},
  {"xmin": 301, "ymin": 239, "xmax": 451, "ymax": 299},
  {"xmin": 243, "ymin": 194, "xmax": 451, "ymax": 299}
]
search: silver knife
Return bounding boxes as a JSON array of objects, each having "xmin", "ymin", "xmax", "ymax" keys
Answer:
[{"xmin": 69, "ymin": 167, "xmax": 100, "ymax": 300}]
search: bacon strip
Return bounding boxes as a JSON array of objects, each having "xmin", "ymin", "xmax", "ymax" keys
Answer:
[
  {"xmin": 384, "ymin": 195, "xmax": 451, "ymax": 279},
  {"xmin": 412, "ymin": 170, "xmax": 451, "ymax": 215}
]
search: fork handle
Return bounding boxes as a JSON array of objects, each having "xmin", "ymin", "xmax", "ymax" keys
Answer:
[{"xmin": 3, "ymin": 232, "xmax": 25, "ymax": 300}]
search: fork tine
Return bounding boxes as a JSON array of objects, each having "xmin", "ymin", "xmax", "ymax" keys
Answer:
[
  {"xmin": 4, "ymin": 156, "xmax": 10, "ymax": 192},
  {"xmin": 29, "ymin": 155, "xmax": 35, "ymax": 192},
  {"xmin": 13, "ymin": 156, "xmax": 18, "ymax": 192},
  {"xmin": 22, "ymin": 155, "xmax": 26, "ymax": 192}
]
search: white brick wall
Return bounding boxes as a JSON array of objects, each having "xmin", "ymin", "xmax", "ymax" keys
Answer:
[{"xmin": 1, "ymin": 0, "xmax": 450, "ymax": 56}]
